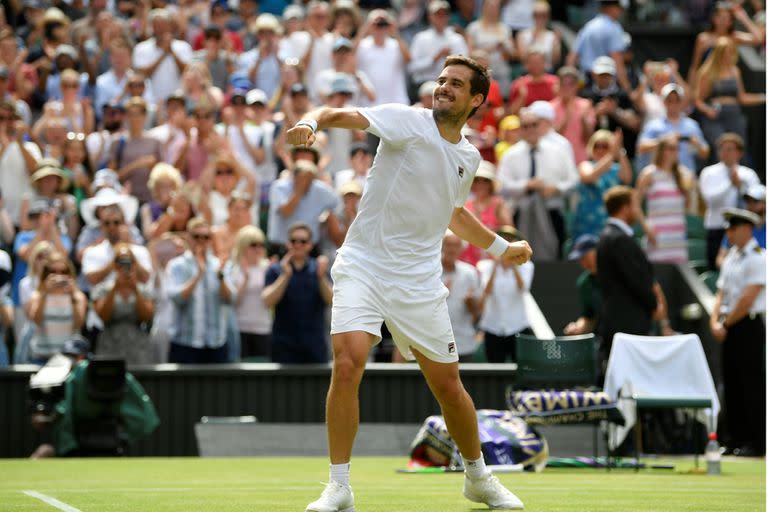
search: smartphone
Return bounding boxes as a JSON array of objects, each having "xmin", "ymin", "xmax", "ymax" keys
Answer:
[{"xmin": 678, "ymin": 135, "xmax": 690, "ymax": 142}]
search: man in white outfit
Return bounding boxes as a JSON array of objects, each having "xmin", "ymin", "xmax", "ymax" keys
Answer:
[{"xmin": 287, "ymin": 55, "xmax": 530, "ymax": 512}]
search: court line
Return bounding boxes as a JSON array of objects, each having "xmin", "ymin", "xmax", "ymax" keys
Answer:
[{"xmin": 22, "ymin": 490, "xmax": 82, "ymax": 512}]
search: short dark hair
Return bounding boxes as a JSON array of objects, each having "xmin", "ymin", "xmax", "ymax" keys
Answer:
[
  {"xmin": 604, "ymin": 185, "xmax": 634, "ymax": 216},
  {"xmin": 288, "ymin": 222, "xmax": 313, "ymax": 240},
  {"xmin": 443, "ymin": 55, "xmax": 490, "ymax": 117}
]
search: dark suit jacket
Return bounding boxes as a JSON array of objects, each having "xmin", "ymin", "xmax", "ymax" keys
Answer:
[{"xmin": 596, "ymin": 221, "xmax": 657, "ymax": 354}]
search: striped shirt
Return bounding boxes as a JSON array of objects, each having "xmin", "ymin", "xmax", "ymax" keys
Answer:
[
  {"xmin": 30, "ymin": 294, "xmax": 76, "ymax": 357},
  {"xmin": 644, "ymin": 166, "xmax": 691, "ymax": 264}
]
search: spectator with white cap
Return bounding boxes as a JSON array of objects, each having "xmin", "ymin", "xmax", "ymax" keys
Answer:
[
  {"xmin": 245, "ymin": 88, "xmax": 279, "ymax": 198},
  {"xmin": 315, "ymin": 37, "xmax": 376, "ymax": 107},
  {"xmin": 77, "ymin": 184, "xmax": 142, "ymax": 265},
  {"xmin": 409, "ymin": 0, "xmax": 469, "ymax": 93},
  {"xmin": 278, "ymin": 5, "xmax": 310, "ymax": 63},
  {"xmin": 528, "ymin": 100, "xmax": 577, "ymax": 166},
  {"xmin": 302, "ymin": 1, "xmax": 336, "ymax": 103},
  {"xmin": 580, "ymin": 56, "xmax": 641, "ymax": 160},
  {"xmin": 132, "ymin": 8, "xmax": 194, "ymax": 102},
  {"xmin": 237, "ymin": 14, "xmax": 282, "ymax": 100},
  {"xmin": 700, "ymin": 133, "xmax": 761, "ymax": 269},
  {"xmin": 356, "ymin": 9, "xmax": 411, "ymax": 106},
  {"xmin": 637, "ymin": 83, "xmax": 709, "ymax": 173},
  {"xmin": 567, "ymin": 0, "xmax": 631, "ymax": 91},
  {"xmin": 217, "ymin": 88, "xmax": 264, "ymax": 180},
  {"xmin": 321, "ymin": 74, "xmax": 367, "ymax": 177}
]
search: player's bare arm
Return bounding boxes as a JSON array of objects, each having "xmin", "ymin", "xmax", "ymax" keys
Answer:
[
  {"xmin": 285, "ymin": 107, "xmax": 370, "ymax": 147},
  {"xmin": 449, "ymin": 207, "xmax": 532, "ymax": 265}
]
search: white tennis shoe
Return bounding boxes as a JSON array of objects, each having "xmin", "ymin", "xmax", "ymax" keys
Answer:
[
  {"xmin": 463, "ymin": 473, "xmax": 525, "ymax": 510},
  {"xmin": 305, "ymin": 481, "xmax": 355, "ymax": 512}
]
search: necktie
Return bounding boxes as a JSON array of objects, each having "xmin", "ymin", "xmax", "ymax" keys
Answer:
[{"xmin": 530, "ymin": 147, "xmax": 537, "ymax": 178}]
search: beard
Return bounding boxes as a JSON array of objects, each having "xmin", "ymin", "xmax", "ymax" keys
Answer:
[{"xmin": 432, "ymin": 104, "xmax": 466, "ymax": 127}]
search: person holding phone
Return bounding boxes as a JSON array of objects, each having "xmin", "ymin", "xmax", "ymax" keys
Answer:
[
  {"xmin": 26, "ymin": 252, "xmax": 87, "ymax": 365},
  {"xmin": 92, "ymin": 243, "xmax": 156, "ymax": 364}
]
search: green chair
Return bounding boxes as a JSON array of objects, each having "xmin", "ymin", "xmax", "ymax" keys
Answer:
[
  {"xmin": 699, "ymin": 270, "xmax": 719, "ymax": 293},
  {"xmin": 686, "ymin": 214, "xmax": 707, "ymax": 240},
  {"xmin": 515, "ymin": 333, "xmax": 599, "ymax": 389}
]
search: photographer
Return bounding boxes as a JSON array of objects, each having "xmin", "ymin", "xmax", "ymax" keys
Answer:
[
  {"xmin": 92, "ymin": 243, "xmax": 155, "ymax": 364},
  {"xmin": 27, "ymin": 253, "xmax": 87, "ymax": 365},
  {"xmin": 0, "ymin": 100, "xmax": 41, "ymax": 227}
]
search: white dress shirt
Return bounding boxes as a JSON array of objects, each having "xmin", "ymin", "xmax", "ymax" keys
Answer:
[
  {"xmin": 477, "ymin": 260, "xmax": 534, "ymax": 336},
  {"xmin": 699, "ymin": 162, "xmax": 760, "ymax": 230},
  {"xmin": 497, "ymin": 138, "xmax": 579, "ymax": 211}
]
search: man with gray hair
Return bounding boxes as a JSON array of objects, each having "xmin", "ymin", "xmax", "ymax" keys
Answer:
[{"xmin": 132, "ymin": 8, "xmax": 193, "ymax": 101}]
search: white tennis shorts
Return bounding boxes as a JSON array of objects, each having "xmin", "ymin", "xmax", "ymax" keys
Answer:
[{"xmin": 330, "ymin": 256, "xmax": 458, "ymax": 363}]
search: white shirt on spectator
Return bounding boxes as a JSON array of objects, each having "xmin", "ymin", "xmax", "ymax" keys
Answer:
[
  {"xmin": 408, "ymin": 27, "xmax": 469, "ymax": 86},
  {"xmin": 356, "ymin": 37, "xmax": 410, "ymax": 106},
  {"xmin": 278, "ymin": 31, "xmax": 312, "ymax": 62},
  {"xmin": 304, "ymin": 32, "xmax": 335, "ymax": 102},
  {"xmin": 699, "ymin": 162, "xmax": 761, "ymax": 230},
  {"xmin": 477, "ymin": 259, "xmax": 534, "ymax": 336},
  {"xmin": 216, "ymin": 123, "xmax": 263, "ymax": 177},
  {"xmin": 498, "ymin": 138, "xmax": 579, "ymax": 211},
  {"xmin": 542, "ymin": 128, "xmax": 576, "ymax": 167},
  {"xmin": 132, "ymin": 38, "xmax": 193, "ymax": 101},
  {"xmin": 148, "ymin": 124, "xmax": 187, "ymax": 164},
  {"xmin": 0, "ymin": 141, "xmax": 42, "ymax": 224},
  {"xmin": 82, "ymin": 241, "xmax": 153, "ymax": 282},
  {"xmin": 94, "ymin": 70, "xmax": 154, "ymax": 115},
  {"xmin": 500, "ymin": 0, "xmax": 535, "ymax": 30},
  {"xmin": 442, "ymin": 260, "xmax": 481, "ymax": 356}
]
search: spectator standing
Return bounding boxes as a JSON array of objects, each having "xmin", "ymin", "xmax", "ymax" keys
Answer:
[
  {"xmin": 302, "ymin": 1, "xmax": 336, "ymax": 103},
  {"xmin": 551, "ymin": 66, "xmax": 595, "ymax": 165},
  {"xmin": 529, "ymin": 100, "xmax": 576, "ymax": 164},
  {"xmin": 166, "ymin": 217, "xmax": 231, "ymax": 363},
  {"xmin": 694, "ymin": 37, "xmax": 766, "ymax": 152},
  {"xmin": 409, "ymin": 1, "xmax": 469, "ymax": 95},
  {"xmin": 174, "ymin": 101, "xmax": 230, "ymax": 183},
  {"xmin": 262, "ymin": 223, "xmax": 333, "ymax": 363},
  {"xmin": 87, "ymin": 101, "xmax": 125, "ymax": 171},
  {"xmin": 567, "ymin": 0, "xmax": 630, "ymax": 91},
  {"xmin": 564, "ymin": 235, "xmax": 601, "ymax": 336},
  {"xmin": 27, "ymin": 253, "xmax": 86, "ymax": 365},
  {"xmin": 441, "ymin": 230, "xmax": 481, "ymax": 362},
  {"xmin": 92, "ymin": 243, "xmax": 155, "ymax": 364},
  {"xmin": 212, "ymin": 192, "xmax": 256, "ymax": 262},
  {"xmin": 637, "ymin": 84, "xmax": 709, "ymax": 173},
  {"xmin": 710, "ymin": 208, "xmax": 765, "ymax": 457},
  {"xmin": 217, "ymin": 88, "xmax": 264, "ymax": 180},
  {"xmin": 108, "ymin": 97, "xmax": 163, "ymax": 204},
  {"xmin": 149, "ymin": 93, "xmax": 188, "ymax": 165},
  {"xmin": 334, "ymin": 143, "xmax": 373, "ymax": 194},
  {"xmin": 477, "ymin": 226, "xmax": 534, "ymax": 363},
  {"xmin": 94, "ymin": 38, "xmax": 136, "ymax": 117},
  {"xmin": 315, "ymin": 37, "xmax": 376, "ymax": 107},
  {"xmin": 465, "ymin": 0, "xmax": 515, "ymax": 96},
  {"xmin": 14, "ymin": 241, "xmax": 54, "ymax": 365},
  {"xmin": 0, "ymin": 101, "xmax": 42, "ymax": 226},
  {"xmin": 356, "ymin": 9, "xmax": 411, "ymax": 106},
  {"xmin": 716, "ymin": 184, "xmax": 767, "ymax": 268},
  {"xmin": 223, "ymin": 225, "xmax": 272, "ymax": 360},
  {"xmin": 460, "ymin": 161, "xmax": 512, "ymax": 265},
  {"xmin": 636, "ymin": 135, "xmax": 696, "ymax": 264},
  {"xmin": 268, "ymin": 160, "xmax": 339, "ymax": 252},
  {"xmin": 139, "ymin": 163, "xmax": 184, "ymax": 241},
  {"xmin": 573, "ymin": 129, "xmax": 633, "ymax": 239},
  {"xmin": 699, "ymin": 133, "xmax": 760, "ymax": 269},
  {"xmin": 132, "ymin": 8, "xmax": 193, "ymax": 102},
  {"xmin": 193, "ymin": 25, "xmax": 236, "ymax": 93},
  {"xmin": 507, "ymin": 48, "xmax": 559, "ymax": 114},
  {"xmin": 201, "ymin": 154, "xmax": 257, "ymax": 227},
  {"xmin": 596, "ymin": 186, "xmax": 657, "ymax": 357},
  {"xmin": 516, "ymin": 1, "xmax": 561, "ymax": 72},
  {"xmin": 239, "ymin": 14, "xmax": 282, "ymax": 100}
]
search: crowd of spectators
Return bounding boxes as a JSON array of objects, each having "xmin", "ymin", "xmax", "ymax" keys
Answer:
[{"xmin": 0, "ymin": 0, "xmax": 765, "ymax": 368}]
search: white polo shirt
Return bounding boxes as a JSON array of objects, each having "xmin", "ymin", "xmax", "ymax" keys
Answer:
[
  {"xmin": 442, "ymin": 260, "xmax": 481, "ymax": 355},
  {"xmin": 337, "ymin": 104, "xmax": 480, "ymax": 289},
  {"xmin": 477, "ymin": 260, "xmax": 534, "ymax": 336}
]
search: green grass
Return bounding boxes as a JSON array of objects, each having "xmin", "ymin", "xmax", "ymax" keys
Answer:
[{"xmin": 0, "ymin": 456, "xmax": 764, "ymax": 511}]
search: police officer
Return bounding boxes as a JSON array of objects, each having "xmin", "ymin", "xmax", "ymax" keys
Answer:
[{"xmin": 710, "ymin": 207, "xmax": 766, "ymax": 456}]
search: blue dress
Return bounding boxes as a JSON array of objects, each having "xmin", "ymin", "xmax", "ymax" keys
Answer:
[{"xmin": 573, "ymin": 162, "xmax": 621, "ymax": 239}]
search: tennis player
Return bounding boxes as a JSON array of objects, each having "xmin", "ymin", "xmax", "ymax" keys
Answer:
[{"xmin": 287, "ymin": 55, "xmax": 531, "ymax": 512}]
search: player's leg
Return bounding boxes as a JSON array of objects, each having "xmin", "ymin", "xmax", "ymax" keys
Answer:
[
  {"xmin": 413, "ymin": 348, "xmax": 524, "ymax": 510},
  {"xmin": 327, "ymin": 330, "xmax": 376, "ymax": 464}
]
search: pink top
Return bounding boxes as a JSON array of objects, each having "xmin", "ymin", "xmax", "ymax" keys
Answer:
[
  {"xmin": 183, "ymin": 137, "xmax": 209, "ymax": 182},
  {"xmin": 550, "ymin": 97, "xmax": 595, "ymax": 165},
  {"xmin": 460, "ymin": 195, "xmax": 503, "ymax": 265}
]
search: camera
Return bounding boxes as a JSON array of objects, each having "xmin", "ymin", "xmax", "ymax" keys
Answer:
[
  {"xmin": 374, "ymin": 19, "xmax": 390, "ymax": 28},
  {"xmin": 116, "ymin": 255, "xmax": 133, "ymax": 271}
]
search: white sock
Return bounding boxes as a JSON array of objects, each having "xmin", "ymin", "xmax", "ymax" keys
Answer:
[
  {"xmin": 462, "ymin": 456, "xmax": 490, "ymax": 480},
  {"xmin": 330, "ymin": 463, "xmax": 350, "ymax": 487}
]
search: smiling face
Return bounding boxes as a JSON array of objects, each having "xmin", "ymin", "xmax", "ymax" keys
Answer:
[{"xmin": 433, "ymin": 64, "xmax": 483, "ymax": 126}]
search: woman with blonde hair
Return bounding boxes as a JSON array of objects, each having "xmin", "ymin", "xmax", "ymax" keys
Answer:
[
  {"xmin": 14, "ymin": 242, "xmax": 55, "ymax": 364},
  {"xmin": 222, "ymin": 225, "xmax": 272, "ymax": 360},
  {"xmin": 27, "ymin": 252, "xmax": 87, "ymax": 364},
  {"xmin": 465, "ymin": 0, "xmax": 516, "ymax": 95},
  {"xmin": 140, "ymin": 162, "xmax": 185, "ymax": 240},
  {"xmin": 181, "ymin": 61, "xmax": 224, "ymax": 111},
  {"xmin": 515, "ymin": 0, "xmax": 561, "ymax": 71},
  {"xmin": 636, "ymin": 134, "xmax": 696, "ymax": 264},
  {"xmin": 573, "ymin": 129, "xmax": 633, "ymax": 239},
  {"xmin": 694, "ymin": 36, "xmax": 766, "ymax": 150}
]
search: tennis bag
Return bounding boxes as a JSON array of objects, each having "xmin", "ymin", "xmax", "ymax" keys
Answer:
[{"xmin": 409, "ymin": 409, "xmax": 548, "ymax": 472}]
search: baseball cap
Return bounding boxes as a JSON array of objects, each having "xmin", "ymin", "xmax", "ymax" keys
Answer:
[
  {"xmin": 499, "ymin": 115, "xmax": 520, "ymax": 131},
  {"xmin": 660, "ymin": 83, "xmax": 685, "ymax": 100},
  {"xmin": 283, "ymin": 4, "xmax": 305, "ymax": 20},
  {"xmin": 723, "ymin": 207, "xmax": 761, "ymax": 229},
  {"xmin": 744, "ymin": 184, "xmax": 766, "ymax": 202},
  {"xmin": 54, "ymin": 44, "xmax": 78, "ymax": 61},
  {"xmin": 428, "ymin": 0, "xmax": 451, "ymax": 14},
  {"xmin": 252, "ymin": 13, "xmax": 283, "ymax": 34},
  {"xmin": 329, "ymin": 75, "xmax": 355, "ymax": 96},
  {"xmin": 591, "ymin": 56, "xmax": 616, "ymax": 75},
  {"xmin": 339, "ymin": 180, "xmax": 363, "ymax": 197},
  {"xmin": 349, "ymin": 142, "xmax": 371, "ymax": 156},
  {"xmin": 229, "ymin": 71, "xmax": 253, "ymax": 91},
  {"xmin": 528, "ymin": 100, "xmax": 555, "ymax": 121},
  {"xmin": 290, "ymin": 83, "xmax": 308, "ymax": 96},
  {"xmin": 246, "ymin": 88, "xmax": 268, "ymax": 105},
  {"xmin": 474, "ymin": 160, "xmax": 497, "ymax": 182},
  {"xmin": 568, "ymin": 234, "xmax": 599, "ymax": 261},
  {"xmin": 333, "ymin": 37, "xmax": 353, "ymax": 52},
  {"xmin": 230, "ymin": 88, "xmax": 248, "ymax": 100}
]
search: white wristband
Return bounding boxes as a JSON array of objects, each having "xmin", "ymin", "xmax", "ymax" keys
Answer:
[
  {"xmin": 487, "ymin": 234, "xmax": 508, "ymax": 258},
  {"xmin": 296, "ymin": 119, "xmax": 317, "ymax": 133}
]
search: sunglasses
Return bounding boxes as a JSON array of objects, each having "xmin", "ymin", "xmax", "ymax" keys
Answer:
[
  {"xmin": 248, "ymin": 242, "xmax": 265, "ymax": 248},
  {"xmin": 192, "ymin": 233, "xmax": 211, "ymax": 241},
  {"xmin": 46, "ymin": 269, "xmax": 69, "ymax": 275},
  {"xmin": 289, "ymin": 238, "xmax": 310, "ymax": 245},
  {"xmin": 216, "ymin": 169, "xmax": 235, "ymax": 176},
  {"xmin": 194, "ymin": 112, "xmax": 215, "ymax": 119},
  {"xmin": 101, "ymin": 220, "xmax": 123, "ymax": 227},
  {"xmin": 128, "ymin": 82, "xmax": 145, "ymax": 88},
  {"xmin": 593, "ymin": 143, "xmax": 610, "ymax": 150},
  {"xmin": 521, "ymin": 122, "xmax": 539, "ymax": 129},
  {"xmin": 231, "ymin": 99, "xmax": 246, "ymax": 106},
  {"xmin": 62, "ymin": 82, "xmax": 79, "ymax": 89}
]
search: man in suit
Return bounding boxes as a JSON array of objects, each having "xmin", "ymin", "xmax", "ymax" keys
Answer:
[{"xmin": 597, "ymin": 186, "xmax": 657, "ymax": 358}]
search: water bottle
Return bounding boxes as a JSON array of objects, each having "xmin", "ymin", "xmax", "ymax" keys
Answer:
[{"xmin": 706, "ymin": 432, "xmax": 721, "ymax": 475}]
